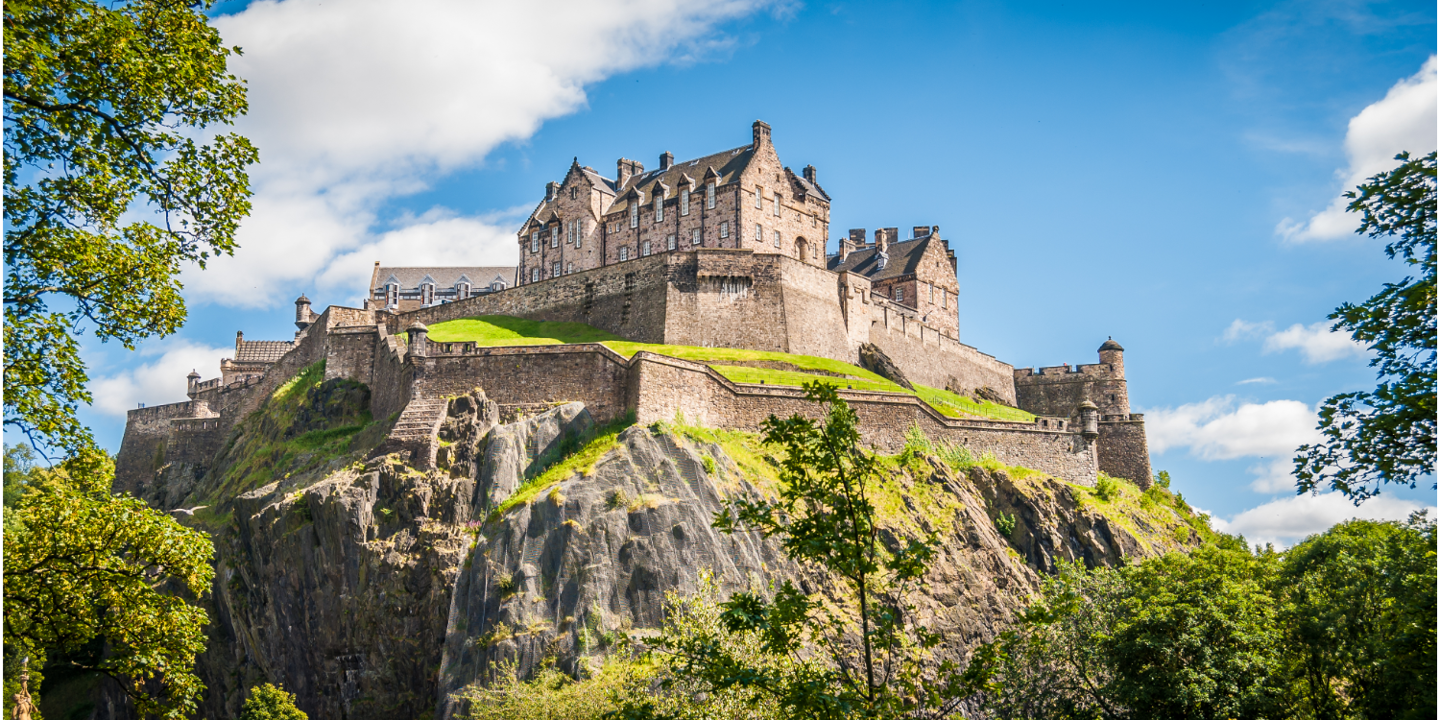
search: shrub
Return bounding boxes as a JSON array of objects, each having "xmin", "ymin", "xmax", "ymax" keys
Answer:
[
  {"xmin": 1094, "ymin": 473, "xmax": 1121, "ymax": 502},
  {"xmin": 701, "ymin": 455, "xmax": 717, "ymax": 475},
  {"xmin": 495, "ymin": 572, "xmax": 518, "ymax": 597},
  {"xmin": 240, "ymin": 683, "xmax": 307, "ymax": 720},
  {"xmin": 1154, "ymin": 469, "xmax": 1172, "ymax": 488},
  {"xmin": 995, "ymin": 510, "xmax": 1017, "ymax": 538}
]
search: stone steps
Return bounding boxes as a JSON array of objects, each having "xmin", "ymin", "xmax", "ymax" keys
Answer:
[{"xmin": 371, "ymin": 397, "xmax": 448, "ymax": 467}]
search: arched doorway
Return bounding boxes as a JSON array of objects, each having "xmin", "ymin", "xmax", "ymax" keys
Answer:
[{"xmin": 795, "ymin": 237, "xmax": 810, "ymax": 264}]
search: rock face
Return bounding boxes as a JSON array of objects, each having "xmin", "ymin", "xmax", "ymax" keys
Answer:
[
  {"xmin": 859, "ymin": 342, "xmax": 915, "ymax": 390},
  {"xmin": 97, "ymin": 367, "xmax": 1197, "ymax": 720}
]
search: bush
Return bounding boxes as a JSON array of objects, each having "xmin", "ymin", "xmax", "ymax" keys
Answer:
[
  {"xmin": 240, "ymin": 683, "xmax": 307, "ymax": 720},
  {"xmin": 994, "ymin": 510, "xmax": 1017, "ymax": 538},
  {"xmin": 1153, "ymin": 469, "xmax": 1172, "ymax": 488},
  {"xmin": 1094, "ymin": 473, "xmax": 1121, "ymax": 502}
]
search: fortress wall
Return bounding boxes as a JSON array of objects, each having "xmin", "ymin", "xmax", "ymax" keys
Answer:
[
  {"xmin": 326, "ymin": 326, "xmax": 378, "ymax": 384},
  {"xmin": 1013, "ymin": 364, "xmax": 1128, "ymax": 418},
  {"xmin": 865, "ymin": 313, "xmax": 1017, "ymax": 403},
  {"xmin": 1097, "ymin": 419, "xmax": 1152, "ymax": 487},
  {"xmin": 776, "ymin": 255, "xmax": 855, "ymax": 361},
  {"xmin": 629, "ymin": 352, "xmax": 1097, "ymax": 485},
  {"xmin": 661, "ymin": 251, "xmax": 790, "ymax": 352},
  {"xmin": 368, "ymin": 322, "xmax": 414, "ymax": 423},
  {"xmin": 391, "ymin": 254, "xmax": 672, "ymax": 344},
  {"xmin": 115, "ymin": 401, "xmax": 201, "ymax": 493},
  {"xmin": 411, "ymin": 345, "xmax": 631, "ymax": 425}
]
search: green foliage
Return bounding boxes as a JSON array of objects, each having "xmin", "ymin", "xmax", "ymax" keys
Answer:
[
  {"xmin": 456, "ymin": 656, "xmax": 651, "ymax": 720},
  {"xmin": 1093, "ymin": 472, "xmax": 1121, "ymax": 502},
  {"xmin": 629, "ymin": 381, "xmax": 967, "ymax": 719},
  {"xmin": 239, "ymin": 683, "xmax": 308, "ymax": 720},
  {"xmin": 1278, "ymin": 514, "xmax": 1436, "ymax": 719},
  {"xmin": 3, "ymin": 443, "xmax": 41, "ymax": 513},
  {"xmin": 1296, "ymin": 151, "xmax": 1436, "ymax": 502},
  {"xmin": 994, "ymin": 511, "xmax": 1016, "ymax": 538},
  {"xmin": 1153, "ymin": 469, "xmax": 1172, "ymax": 488},
  {"xmin": 967, "ymin": 515, "xmax": 1438, "ymax": 720},
  {"xmin": 491, "ymin": 414, "xmax": 635, "ymax": 519},
  {"xmin": 4, "ymin": 0, "xmax": 258, "ymax": 454},
  {"xmin": 2, "ymin": 453, "xmax": 214, "ymax": 719}
]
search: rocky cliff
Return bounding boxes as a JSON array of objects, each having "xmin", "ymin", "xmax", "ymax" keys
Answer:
[{"xmin": 97, "ymin": 363, "xmax": 1207, "ymax": 720}]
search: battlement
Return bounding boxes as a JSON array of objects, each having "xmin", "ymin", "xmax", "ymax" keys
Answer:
[{"xmin": 1013, "ymin": 362, "xmax": 1119, "ymax": 380}]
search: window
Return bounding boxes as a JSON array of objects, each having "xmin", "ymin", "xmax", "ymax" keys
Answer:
[
  {"xmin": 629, "ymin": 202, "xmax": 639, "ymax": 228},
  {"xmin": 654, "ymin": 193, "xmax": 664, "ymax": 222},
  {"xmin": 895, "ymin": 287, "xmax": 904, "ymax": 303},
  {"xmin": 530, "ymin": 231, "xmax": 539, "ymax": 253},
  {"xmin": 719, "ymin": 221, "xmax": 729, "ymax": 238},
  {"xmin": 567, "ymin": 220, "xmax": 574, "ymax": 243},
  {"xmin": 575, "ymin": 221, "xmax": 582, "ymax": 250},
  {"xmin": 456, "ymin": 282, "xmax": 470, "ymax": 299},
  {"xmin": 552, "ymin": 262, "xmax": 561, "ymax": 278},
  {"xmin": 811, "ymin": 214, "xmax": 817, "ymax": 228},
  {"xmin": 385, "ymin": 282, "xmax": 399, "ymax": 307},
  {"xmin": 620, "ymin": 246, "xmax": 630, "ymax": 261},
  {"xmin": 942, "ymin": 289, "xmax": 947, "ymax": 309},
  {"xmin": 772, "ymin": 195, "xmax": 780, "ymax": 216},
  {"xmin": 642, "ymin": 240, "xmax": 652, "ymax": 256},
  {"xmin": 551, "ymin": 227, "xmax": 559, "ymax": 248},
  {"xmin": 567, "ymin": 262, "xmax": 573, "ymax": 273},
  {"xmin": 706, "ymin": 182, "xmax": 715, "ymax": 209},
  {"xmin": 773, "ymin": 230, "xmax": 781, "ymax": 247},
  {"xmin": 570, "ymin": 186, "xmax": 577, "ymax": 200},
  {"xmin": 691, "ymin": 228, "xmax": 701, "ymax": 245},
  {"xmin": 667, "ymin": 234, "xmax": 676, "ymax": 251},
  {"xmin": 680, "ymin": 189, "xmax": 690, "ymax": 216},
  {"xmin": 754, "ymin": 224, "xmax": 762, "ymax": 241},
  {"xmin": 531, "ymin": 267, "xmax": 540, "ymax": 283},
  {"xmin": 754, "ymin": 187, "xmax": 762, "ymax": 209}
]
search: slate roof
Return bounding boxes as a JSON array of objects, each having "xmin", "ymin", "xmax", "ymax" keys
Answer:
[
  {"xmin": 605, "ymin": 145, "xmax": 755, "ymax": 215},
  {"xmin": 827, "ymin": 236, "xmax": 939, "ymax": 282},
  {"xmin": 235, "ymin": 340, "xmax": 294, "ymax": 363},
  {"xmin": 372, "ymin": 266, "xmax": 516, "ymax": 290},
  {"xmin": 788, "ymin": 169, "xmax": 831, "ymax": 202}
]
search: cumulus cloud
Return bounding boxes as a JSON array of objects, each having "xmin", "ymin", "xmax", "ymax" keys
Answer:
[
  {"xmin": 1209, "ymin": 493, "xmax": 1432, "ymax": 548},
  {"xmin": 1262, "ymin": 320, "xmax": 1368, "ymax": 363},
  {"xmin": 1222, "ymin": 318, "xmax": 1367, "ymax": 364},
  {"xmin": 190, "ymin": 0, "xmax": 778, "ymax": 308},
  {"xmin": 1278, "ymin": 56, "xmax": 1437, "ymax": 243},
  {"xmin": 89, "ymin": 341, "xmax": 233, "ymax": 417},
  {"xmin": 1144, "ymin": 395, "xmax": 1321, "ymax": 491}
]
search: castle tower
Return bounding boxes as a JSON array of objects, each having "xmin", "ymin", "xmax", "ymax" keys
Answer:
[
  {"xmin": 295, "ymin": 294, "xmax": 314, "ymax": 331},
  {"xmin": 1098, "ymin": 337, "xmax": 1124, "ymax": 377},
  {"xmin": 1096, "ymin": 337, "xmax": 1129, "ymax": 417},
  {"xmin": 187, "ymin": 369, "xmax": 201, "ymax": 398}
]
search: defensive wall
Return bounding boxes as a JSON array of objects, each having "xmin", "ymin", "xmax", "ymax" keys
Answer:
[
  {"xmin": 392, "ymin": 248, "xmax": 1017, "ymax": 405},
  {"xmin": 115, "ymin": 306, "xmax": 1104, "ymax": 492}
]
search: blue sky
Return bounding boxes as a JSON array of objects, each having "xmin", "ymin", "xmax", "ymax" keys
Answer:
[{"xmin": 73, "ymin": 0, "xmax": 1436, "ymax": 545}]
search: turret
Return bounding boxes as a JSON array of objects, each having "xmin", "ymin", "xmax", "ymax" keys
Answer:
[
  {"xmin": 1077, "ymin": 400, "xmax": 1099, "ymax": 438},
  {"xmin": 406, "ymin": 321, "xmax": 429, "ymax": 358},
  {"xmin": 187, "ymin": 369, "xmax": 201, "ymax": 399},
  {"xmin": 295, "ymin": 294, "xmax": 314, "ymax": 331},
  {"xmin": 1098, "ymin": 337, "xmax": 1124, "ymax": 377}
]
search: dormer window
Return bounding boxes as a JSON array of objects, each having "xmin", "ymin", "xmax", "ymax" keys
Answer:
[
  {"xmin": 420, "ymin": 281, "xmax": 435, "ymax": 306},
  {"xmin": 385, "ymin": 280, "xmax": 399, "ymax": 308},
  {"xmin": 629, "ymin": 202, "xmax": 638, "ymax": 228},
  {"xmin": 654, "ymin": 193, "xmax": 664, "ymax": 222},
  {"xmin": 456, "ymin": 280, "xmax": 471, "ymax": 299},
  {"xmin": 680, "ymin": 189, "xmax": 690, "ymax": 216},
  {"xmin": 706, "ymin": 182, "xmax": 715, "ymax": 209}
]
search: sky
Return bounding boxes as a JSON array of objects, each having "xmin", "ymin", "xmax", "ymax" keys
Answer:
[{"xmin": 72, "ymin": 0, "xmax": 1436, "ymax": 547}]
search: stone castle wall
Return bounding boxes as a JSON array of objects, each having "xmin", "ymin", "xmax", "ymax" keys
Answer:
[
  {"xmin": 1013, "ymin": 362, "xmax": 1129, "ymax": 419},
  {"xmin": 1097, "ymin": 418, "xmax": 1152, "ymax": 487}
]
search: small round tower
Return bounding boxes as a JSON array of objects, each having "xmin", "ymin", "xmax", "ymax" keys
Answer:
[
  {"xmin": 187, "ymin": 369, "xmax": 201, "ymax": 398},
  {"xmin": 406, "ymin": 321, "xmax": 429, "ymax": 358},
  {"xmin": 1098, "ymin": 337, "xmax": 1124, "ymax": 377},
  {"xmin": 295, "ymin": 294, "xmax": 314, "ymax": 331}
]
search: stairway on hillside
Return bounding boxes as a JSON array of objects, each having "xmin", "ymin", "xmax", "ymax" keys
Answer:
[{"xmin": 376, "ymin": 396, "xmax": 448, "ymax": 468}]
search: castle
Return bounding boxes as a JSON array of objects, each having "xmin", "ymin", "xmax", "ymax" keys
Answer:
[{"xmin": 117, "ymin": 121, "xmax": 1152, "ymax": 492}]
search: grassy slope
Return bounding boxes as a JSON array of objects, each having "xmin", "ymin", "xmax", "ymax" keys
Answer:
[{"xmin": 427, "ymin": 316, "xmax": 1034, "ymax": 422}]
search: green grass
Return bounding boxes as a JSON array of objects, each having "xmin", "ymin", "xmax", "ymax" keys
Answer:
[
  {"xmin": 427, "ymin": 315, "xmax": 623, "ymax": 345},
  {"xmin": 427, "ymin": 315, "xmax": 1035, "ymax": 422}
]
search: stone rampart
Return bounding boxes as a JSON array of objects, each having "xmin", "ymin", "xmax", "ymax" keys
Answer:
[
  {"xmin": 411, "ymin": 344, "xmax": 631, "ymax": 426},
  {"xmin": 1097, "ymin": 418, "xmax": 1152, "ymax": 487}
]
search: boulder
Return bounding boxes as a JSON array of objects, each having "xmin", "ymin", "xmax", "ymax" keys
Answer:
[{"xmin": 858, "ymin": 343, "xmax": 914, "ymax": 390}]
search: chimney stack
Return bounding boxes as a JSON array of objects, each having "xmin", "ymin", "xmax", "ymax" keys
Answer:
[
  {"xmin": 235, "ymin": 331, "xmax": 244, "ymax": 354},
  {"xmin": 752, "ymin": 120, "xmax": 771, "ymax": 148},
  {"xmin": 617, "ymin": 158, "xmax": 634, "ymax": 188},
  {"xmin": 803, "ymin": 164, "xmax": 817, "ymax": 184},
  {"xmin": 849, "ymin": 228, "xmax": 867, "ymax": 248},
  {"xmin": 545, "ymin": 181, "xmax": 559, "ymax": 202},
  {"xmin": 659, "ymin": 151, "xmax": 674, "ymax": 171},
  {"xmin": 875, "ymin": 228, "xmax": 890, "ymax": 254}
]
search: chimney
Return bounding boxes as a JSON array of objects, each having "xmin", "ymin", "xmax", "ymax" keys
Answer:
[
  {"xmin": 545, "ymin": 181, "xmax": 559, "ymax": 202},
  {"xmin": 617, "ymin": 158, "xmax": 634, "ymax": 188},
  {"xmin": 849, "ymin": 228, "xmax": 867, "ymax": 248},
  {"xmin": 235, "ymin": 331, "xmax": 244, "ymax": 354},
  {"xmin": 659, "ymin": 151, "xmax": 674, "ymax": 171},
  {"xmin": 839, "ymin": 237, "xmax": 852, "ymax": 262},
  {"xmin": 752, "ymin": 120, "xmax": 771, "ymax": 148},
  {"xmin": 875, "ymin": 228, "xmax": 889, "ymax": 254},
  {"xmin": 803, "ymin": 165, "xmax": 816, "ymax": 184},
  {"xmin": 913, "ymin": 226, "xmax": 931, "ymax": 239},
  {"xmin": 883, "ymin": 227, "xmax": 898, "ymax": 246}
]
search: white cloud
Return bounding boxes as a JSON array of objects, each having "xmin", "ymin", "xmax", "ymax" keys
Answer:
[
  {"xmin": 1222, "ymin": 318, "xmax": 1367, "ymax": 364},
  {"xmin": 191, "ymin": 0, "xmax": 778, "ymax": 308},
  {"xmin": 1145, "ymin": 395, "xmax": 1320, "ymax": 460},
  {"xmin": 1246, "ymin": 457, "xmax": 1297, "ymax": 493},
  {"xmin": 89, "ymin": 341, "xmax": 232, "ymax": 417},
  {"xmin": 1236, "ymin": 377, "xmax": 1276, "ymax": 385},
  {"xmin": 1278, "ymin": 56, "xmax": 1437, "ymax": 243},
  {"xmin": 1262, "ymin": 321, "xmax": 1368, "ymax": 363},
  {"xmin": 1210, "ymin": 493, "xmax": 1432, "ymax": 548}
]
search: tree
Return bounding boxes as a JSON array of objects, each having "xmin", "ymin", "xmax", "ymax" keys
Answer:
[
  {"xmin": 970, "ymin": 544, "xmax": 1285, "ymax": 720},
  {"xmin": 1295, "ymin": 151, "xmax": 1436, "ymax": 503},
  {"xmin": 2, "ymin": 454, "xmax": 215, "ymax": 719},
  {"xmin": 238, "ymin": 683, "xmax": 308, "ymax": 720},
  {"xmin": 1278, "ymin": 515, "xmax": 1436, "ymax": 720},
  {"xmin": 3, "ymin": 0, "xmax": 258, "ymax": 455},
  {"xmin": 622, "ymin": 382, "xmax": 965, "ymax": 720}
]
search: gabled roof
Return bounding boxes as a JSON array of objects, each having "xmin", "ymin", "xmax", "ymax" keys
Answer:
[
  {"xmin": 236, "ymin": 340, "xmax": 294, "ymax": 363},
  {"xmin": 373, "ymin": 266, "xmax": 516, "ymax": 289},
  {"xmin": 827, "ymin": 236, "xmax": 940, "ymax": 283},
  {"xmin": 607, "ymin": 145, "xmax": 755, "ymax": 214},
  {"xmin": 787, "ymin": 168, "xmax": 831, "ymax": 202}
]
